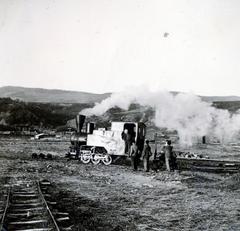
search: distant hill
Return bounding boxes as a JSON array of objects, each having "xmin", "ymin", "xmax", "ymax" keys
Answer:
[
  {"xmin": 0, "ymin": 86, "xmax": 111, "ymax": 103},
  {"xmin": 0, "ymin": 86, "xmax": 240, "ymax": 103},
  {"xmin": 201, "ymin": 96, "xmax": 240, "ymax": 102},
  {"xmin": 170, "ymin": 91, "xmax": 240, "ymax": 102}
]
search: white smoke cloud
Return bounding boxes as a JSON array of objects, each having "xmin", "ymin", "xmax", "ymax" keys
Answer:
[{"xmin": 81, "ymin": 87, "xmax": 240, "ymax": 146}]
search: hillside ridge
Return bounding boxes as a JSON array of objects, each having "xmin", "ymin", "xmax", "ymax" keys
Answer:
[
  {"xmin": 0, "ymin": 86, "xmax": 111, "ymax": 103},
  {"xmin": 1, "ymin": 86, "xmax": 240, "ymax": 103}
]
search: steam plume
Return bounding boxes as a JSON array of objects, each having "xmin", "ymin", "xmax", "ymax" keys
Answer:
[{"xmin": 81, "ymin": 87, "xmax": 240, "ymax": 146}]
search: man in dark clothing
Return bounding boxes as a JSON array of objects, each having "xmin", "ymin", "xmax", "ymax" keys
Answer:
[
  {"xmin": 142, "ymin": 140, "xmax": 152, "ymax": 172},
  {"xmin": 122, "ymin": 129, "xmax": 132, "ymax": 155},
  {"xmin": 126, "ymin": 132, "xmax": 133, "ymax": 155},
  {"xmin": 130, "ymin": 141, "xmax": 138, "ymax": 171},
  {"xmin": 162, "ymin": 140, "xmax": 173, "ymax": 171}
]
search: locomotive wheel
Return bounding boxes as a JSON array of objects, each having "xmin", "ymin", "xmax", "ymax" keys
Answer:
[
  {"xmin": 81, "ymin": 154, "xmax": 91, "ymax": 164},
  {"xmin": 102, "ymin": 154, "xmax": 112, "ymax": 165},
  {"xmin": 91, "ymin": 154, "xmax": 101, "ymax": 165}
]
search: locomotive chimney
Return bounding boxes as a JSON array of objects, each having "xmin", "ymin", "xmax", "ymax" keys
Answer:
[
  {"xmin": 76, "ymin": 114, "xmax": 86, "ymax": 133},
  {"xmin": 87, "ymin": 122, "xmax": 95, "ymax": 134}
]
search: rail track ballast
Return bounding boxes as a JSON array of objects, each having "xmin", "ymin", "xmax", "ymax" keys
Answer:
[{"xmin": 0, "ymin": 180, "xmax": 72, "ymax": 231}]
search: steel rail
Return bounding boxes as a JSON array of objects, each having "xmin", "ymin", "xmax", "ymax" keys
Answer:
[
  {"xmin": 0, "ymin": 187, "xmax": 10, "ymax": 231},
  {"xmin": 37, "ymin": 181, "xmax": 60, "ymax": 231}
]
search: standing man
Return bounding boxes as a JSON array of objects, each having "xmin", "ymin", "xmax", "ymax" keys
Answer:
[
  {"xmin": 130, "ymin": 141, "xmax": 138, "ymax": 171},
  {"xmin": 126, "ymin": 130, "xmax": 133, "ymax": 155},
  {"xmin": 142, "ymin": 140, "xmax": 152, "ymax": 172},
  {"xmin": 163, "ymin": 140, "xmax": 173, "ymax": 171},
  {"xmin": 121, "ymin": 129, "xmax": 128, "ymax": 154}
]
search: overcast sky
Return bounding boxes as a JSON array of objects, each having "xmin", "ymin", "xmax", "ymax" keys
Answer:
[{"xmin": 0, "ymin": 0, "xmax": 240, "ymax": 95}]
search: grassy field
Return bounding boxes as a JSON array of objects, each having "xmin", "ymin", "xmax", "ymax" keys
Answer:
[{"xmin": 0, "ymin": 138, "xmax": 240, "ymax": 230}]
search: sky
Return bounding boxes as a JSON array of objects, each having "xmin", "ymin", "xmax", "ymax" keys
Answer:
[{"xmin": 0, "ymin": 0, "xmax": 240, "ymax": 95}]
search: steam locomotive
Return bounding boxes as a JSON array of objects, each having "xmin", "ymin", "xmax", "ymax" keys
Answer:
[{"xmin": 66, "ymin": 114, "xmax": 146, "ymax": 165}]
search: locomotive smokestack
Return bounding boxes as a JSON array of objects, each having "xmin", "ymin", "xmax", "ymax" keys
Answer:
[
  {"xmin": 87, "ymin": 122, "xmax": 95, "ymax": 134},
  {"xmin": 76, "ymin": 114, "xmax": 86, "ymax": 133}
]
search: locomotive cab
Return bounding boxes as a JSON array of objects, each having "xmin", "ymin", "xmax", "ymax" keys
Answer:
[{"xmin": 87, "ymin": 121, "xmax": 146, "ymax": 156}]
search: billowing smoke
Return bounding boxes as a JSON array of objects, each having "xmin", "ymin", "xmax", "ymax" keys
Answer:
[{"xmin": 81, "ymin": 87, "xmax": 240, "ymax": 146}]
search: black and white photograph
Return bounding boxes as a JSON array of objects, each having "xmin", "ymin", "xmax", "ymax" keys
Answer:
[{"xmin": 0, "ymin": 0, "xmax": 240, "ymax": 230}]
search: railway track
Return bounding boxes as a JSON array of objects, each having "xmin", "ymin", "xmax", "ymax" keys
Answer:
[{"xmin": 0, "ymin": 180, "xmax": 72, "ymax": 231}]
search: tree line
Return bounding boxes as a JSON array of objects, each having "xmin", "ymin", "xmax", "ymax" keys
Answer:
[{"xmin": 0, "ymin": 98, "xmax": 92, "ymax": 130}]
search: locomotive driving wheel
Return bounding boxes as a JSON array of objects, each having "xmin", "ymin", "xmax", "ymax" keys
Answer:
[
  {"xmin": 81, "ymin": 154, "xmax": 91, "ymax": 164},
  {"xmin": 91, "ymin": 154, "xmax": 101, "ymax": 165},
  {"xmin": 102, "ymin": 154, "xmax": 112, "ymax": 165}
]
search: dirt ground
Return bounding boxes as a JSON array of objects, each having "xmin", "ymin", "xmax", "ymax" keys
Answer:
[{"xmin": 1, "ymin": 137, "xmax": 240, "ymax": 231}]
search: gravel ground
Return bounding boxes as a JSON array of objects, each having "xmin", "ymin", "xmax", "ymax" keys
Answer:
[{"xmin": 0, "ymin": 138, "xmax": 240, "ymax": 231}]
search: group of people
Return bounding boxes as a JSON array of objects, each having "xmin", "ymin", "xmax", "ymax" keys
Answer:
[
  {"xmin": 129, "ymin": 139, "xmax": 176, "ymax": 172},
  {"xmin": 121, "ymin": 128, "xmax": 176, "ymax": 172}
]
